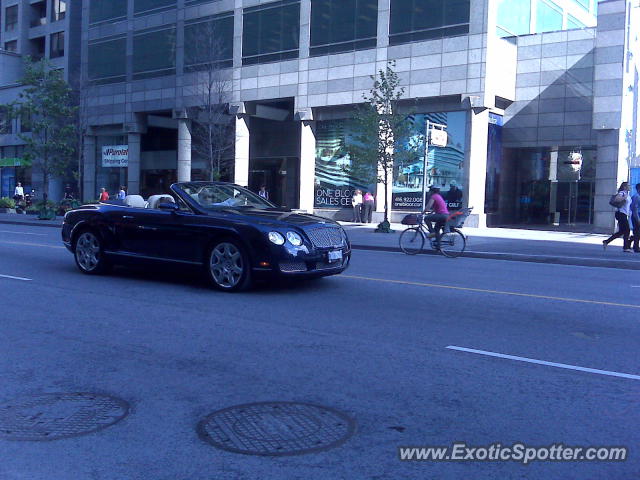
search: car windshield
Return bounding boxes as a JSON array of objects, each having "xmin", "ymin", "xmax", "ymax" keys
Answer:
[{"xmin": 178, "ymin": 183, "xmax": 274, "ymax": 210}]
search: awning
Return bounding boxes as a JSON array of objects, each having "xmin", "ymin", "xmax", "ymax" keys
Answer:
[{"xmin": 0, "ymin": 157, "xmax": 30, "ymax": 167}]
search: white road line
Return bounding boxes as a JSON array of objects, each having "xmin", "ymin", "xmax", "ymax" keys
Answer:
[
  {"xmin": 446, "ymin": 345, "xmax": 640, "ymax": 381},
  {"xmin": 0, "ymin": 274, "xmax": 32, "ymax": 281},
  {"xmin": 0, "ymin": 230, "xmax": 48, "ymax": 236}
]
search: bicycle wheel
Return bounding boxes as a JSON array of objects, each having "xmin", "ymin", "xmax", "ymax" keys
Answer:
[
  {"xmin": 399, "ymin": 227, "xmax": 425, "ymax": 255},
  {"xmin": 439, "ymin": 229, "xmax": 466, "ymax": 258}
]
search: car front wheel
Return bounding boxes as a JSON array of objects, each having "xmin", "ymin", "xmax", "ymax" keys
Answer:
[
  {"xmin": 74, "ymin": 230, "xmax": 110, "ymax": 274},
  {"xmin": 206, "ymin": 239, "xmax": 252, "ymax": 292}
]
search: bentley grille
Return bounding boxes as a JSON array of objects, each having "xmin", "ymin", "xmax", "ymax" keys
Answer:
[{"xmin": 305, "ymin": 226, "xmax": 344, "ymax": 248}]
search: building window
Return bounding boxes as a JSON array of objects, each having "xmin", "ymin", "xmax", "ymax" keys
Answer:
[
  {"xmin": 30, "ymin": 36, "xmax": 46, "ymax": 61},
  {"xmin": 133, "ymin": 27, "xmax": 176, "ymax": 79},
  {"xmin": 571, "ymin": 0, "xmax": 590, "ymax": 11},
  {"xmin": 31, "ymin": 1, "xmax": 47, "ymax": 27},
  {"xmin": 89, "ymin": 0, "xmax": 127, "ymax": 24},
  {"xmin": 0, "ymin": 107, "xmax": 13, "ymax": 134},
  {"xmin": 536, "ymin": 0, "xmax": 563, "ymax": 32},
  {"xmin": 134, "ymin": 0, "xmax": 176, "ymax": 16},
  {"xmin": 88, "ymin": 37, "xmax": 127, "ymax": 83},
  {"xmin": 52, "ymin": 0, "xmax": 67, "ymax": 22},
  {"xmin": 242, "ymin": 0, "xmax": 300, "ymax": 65},
  {"xmin": 184, "ymin": 13, "xmax": 234, "ymax": 71},
  {"xmin": 20, "ymin": 109, "xmax": 32, "ymax": 133},
  {"xmin": 389, "ymin": 0, "xmax": 470, "ymax": 45},
  {"xmin": 4, "ymin": 40, "xmax": 18, "ymax": 52},
  {"xmin": 50, "ymin": 31, "xmax": 65, "ymax": 58},
  {"xmin": 497, "ymin": 0, "xmax": 531, "ymax": 37},
  {"xmin": 310, "ymin": 0, "xmax": 377, "ymax": 56},
  {"xmin": 5, "ymin": 5, "xmax": 18, "ymax": 32}
]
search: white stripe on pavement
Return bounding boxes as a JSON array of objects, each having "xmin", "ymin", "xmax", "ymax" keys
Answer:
[
  {"xmin": 0, "ymin": 230, "xmax": 48, "ymax": 236},
  {"xmin": 446, "ymin": 345, "xmax": 640, "ymax": 381},
  {"xmin": 0, "ymin": 274, "xmax": 32, "ymax": 281}
]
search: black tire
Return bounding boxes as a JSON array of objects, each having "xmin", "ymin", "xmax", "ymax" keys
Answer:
[
  {"xmin": 73, "ymin": 229, "xmax": 111, "ymax": 274},
  {"xmin": 399, "ymin": 227, "xmax": 425, "ymax": 255},
  {"xmin": 439, "ymin": 229, "xmax": 466, "ymax": 258},
  {"xmin": 205, "ymin": 238, "xmax": 252, "ymax": 292}
]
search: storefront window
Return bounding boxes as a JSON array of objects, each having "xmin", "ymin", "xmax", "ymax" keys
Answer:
[
  {"xmin": 314, "ymin": 120, "xmax": 376, "ymax": 208},
  {"xmin": 392, "ymin": 111, "xmax": 467, "ymax": 209},
  {"xmin": 95, "ymin": 136, "xmax": 128, "ymax": 200}
]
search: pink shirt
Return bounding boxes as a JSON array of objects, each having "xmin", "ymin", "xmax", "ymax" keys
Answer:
[{"xmin": 431, "ymin": 193, "xmax": 449, "ymax": 214}]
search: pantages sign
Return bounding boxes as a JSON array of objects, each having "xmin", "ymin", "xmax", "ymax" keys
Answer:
[{"xmin": 102, "ymin": 145, "xmax": 129, "ymax": 167}]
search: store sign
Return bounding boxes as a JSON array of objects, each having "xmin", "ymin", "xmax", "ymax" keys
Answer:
[
  {"xmin": 429, "ymin": 129, "xmax": 448, "ymax": 147},
  {"xmin": 0, "ymin": 157, "xmax": 26, "ymax": 167},
  {"xmin": 315, "ymin": 187, "xmax": 355, "ymax": 207},
  {"xmin": 102, "ymin": 145, "xmax": 129, "ymax": 167}
]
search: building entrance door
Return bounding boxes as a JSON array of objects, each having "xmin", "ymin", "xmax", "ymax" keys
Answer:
[{"xmin": 249, "ymin": 157, "xmax": 300, "ymax": 209}]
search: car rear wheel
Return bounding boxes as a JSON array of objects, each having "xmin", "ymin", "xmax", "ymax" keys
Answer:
[
  {"xmin": 206, "ymin": 239, "xmax": 252, "ymax": 292},
  {"xmin": 74, "ymin": 230, "xmax": 110, "ymax": 274}
]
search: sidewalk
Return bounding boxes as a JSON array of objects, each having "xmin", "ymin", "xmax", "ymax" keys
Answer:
[
  {"xmin": 0, "ymin": 213, "xmax": 638, "ymax": 270},
  {"xmin": 341, "ymin": 222, "xmax": 640, "ymax": 270}
]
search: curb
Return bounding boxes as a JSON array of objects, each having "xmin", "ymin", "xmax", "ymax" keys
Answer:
[
  {"xmin": 351, "ymin": 244, "xmax": 640, "ymax": 270},
  {"xmin": 0, "ymin": 219, "xmax": 62, "ymax": 228}
]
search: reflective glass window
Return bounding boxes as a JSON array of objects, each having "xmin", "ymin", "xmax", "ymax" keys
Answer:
[
  {"xmin": 133, "ymin": 28, "xmax": 176, "ymax": 79},
  {"xmin": 50, "ymin": 32, "xmax": 65, "ymax": 58},
  {"xmin": 496, "ymin": 0, "xmax": 531, "ymax": 36},
  {"xmin": 89, "ymin": 0, "xmax": 127, "ymax": 24},
  {"xmin": 5, "ymin": 5, "xmax": 18, "ymax": 32},
  {"xmin": 389, "ymin": 0, "xmax": 470, "ymax": 45},
  {"xmin": 184, "ymin": 14, "xmax": 234, "ymax": 70},
  {"xmin": 242, "ymin": 0, "xmax": 300, "ymax": 65},
  {"xmin": 566, "ymin": 14, "xmax": 585, "ymax": 29},
  {"xmin": 52, "ymin": 0, "xmax": 67, "ymax": 22},
  {"xmin": 310, "ymin": 0, "xmax": 377, "ymax": 56},
  {"xmin": 134, "ymin": 0, "xmax": 176, "ymax": 15},
  {"xmin": 88, "ymin": 37, "xmax": 127, "ymax": 83},
  {"xmin": 536, "ymin": 0, "xmax": 563, "ymax": 32}
]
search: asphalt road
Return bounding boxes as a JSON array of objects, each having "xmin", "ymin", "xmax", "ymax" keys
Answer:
[{"xmin": 1, "ymin": 224, "xmax": 639, "ymax": 480}]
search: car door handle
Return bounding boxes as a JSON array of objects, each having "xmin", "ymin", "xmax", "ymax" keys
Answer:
[
  {"xmin": 137, "ymin": 225, "xmax": 157, "ymax": 231},
  {"xmin": 122, "ymin": 215, "xmax": 134, "ymax": 219}
]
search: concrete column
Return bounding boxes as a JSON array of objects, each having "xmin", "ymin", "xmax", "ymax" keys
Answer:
[
  {"xmin": 177, "ymin": 118, "xmax": 192, "ymax": 182},
  {"xmin": 593, "ymin": 129, "xmax": 626, "ymax": 232},
  {"xmin": 299, "ymin": 0, "xmax": 311, "ymax": 58},
  {"xmin": 299, "ymin": 120, "xmax": 315, "ymax": 212},
  {"xmin": 234, "ymin": 115, "xmax": 250, "ymax": 187},
  {"xmin": 465, "ymin": 108, "xmax": 489, "ymax": 228},
  {"xmin": 82, "ymin": 135, "xmax": 96, "ymax": 202},
  {"xmin": 127, "ymin": 133, "xmax": 141, "ymax": 195}
]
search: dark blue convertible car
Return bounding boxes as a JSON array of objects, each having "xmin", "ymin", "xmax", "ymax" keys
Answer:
[{"xmin": 62, "ymin": 182, "xmax": 351, "ymax": 291}]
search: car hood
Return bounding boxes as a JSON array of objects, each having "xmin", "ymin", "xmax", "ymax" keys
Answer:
[{"xmin": 207, "ymin": 207, "xmax": 339, "ymax": 228}]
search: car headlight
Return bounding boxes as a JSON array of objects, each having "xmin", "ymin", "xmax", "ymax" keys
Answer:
[
  {"xmin": 268, "ymin": 231, "xmax": 285, "ymax": 245},
  {"xmin": 286, "ymin": 231, "xmax": 303, "ymax": 246}
]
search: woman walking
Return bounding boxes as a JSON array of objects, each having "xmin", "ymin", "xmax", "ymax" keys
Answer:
[{"xmin": 603, "ymin": 182, "xmax": 632, "ymax": 252}]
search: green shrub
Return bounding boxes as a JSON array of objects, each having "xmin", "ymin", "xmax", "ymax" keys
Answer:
[{"xmin": 0, "ymin": 197, "xmax": 16, "ymax": 208}]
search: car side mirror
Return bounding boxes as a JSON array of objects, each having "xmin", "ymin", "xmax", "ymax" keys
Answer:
[{"xmin": 158, "ymin": 202, "xmax": 179, "ymax": 212}]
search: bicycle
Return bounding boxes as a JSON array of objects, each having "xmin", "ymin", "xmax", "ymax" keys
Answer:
[{"xmin": 399, "ymin": 207, "xmax": 472, "ymax": 258}]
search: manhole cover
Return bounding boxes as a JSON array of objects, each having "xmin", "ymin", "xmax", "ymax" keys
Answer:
[
  {"xmin": 197, "ymin": 401, "xmax": 356, "ymax": 456},
  {"xmin": 0, "ymin": 393, "xmax": 129, "ymax": 441}
]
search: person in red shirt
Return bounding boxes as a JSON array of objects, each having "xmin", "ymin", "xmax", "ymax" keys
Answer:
[
  {"xmin": 99, "ymin": 188, "xmax": 109, "ymax": 202},
  {"xmin": 423, "ymin": 186, "xmax": 449, "ymax": 243}
]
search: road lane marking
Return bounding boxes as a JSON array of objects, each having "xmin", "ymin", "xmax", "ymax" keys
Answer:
[
  {"xmin": 0, "ymin": 230, "xmax": 48, "ymax": 236},
  {"xmin": 0, "ymin": 274, "xmax": 32, "ymax": 281},
  {"xmin": 341, "ymin": 274, "xmax": 640, "ymax": 309},
  {"xmin": 0, "ymin": 240, "xmax": 64, "ymax": 249},
  {"xmin": 446, "ymin": 345, "xmax": 640, "ymax": 381}
]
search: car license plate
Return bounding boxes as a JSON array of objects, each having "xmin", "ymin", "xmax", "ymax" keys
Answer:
[{"xmin": 328, "ymin": 250, "xmax": 343, "ymax": 263}]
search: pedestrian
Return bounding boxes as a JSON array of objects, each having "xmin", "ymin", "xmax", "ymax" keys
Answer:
[
  {"xmin": 603, "ymin": 182, "xmax": 632, "ymax": 252},
  {"xmin": 14, "ymin": 182, "xmax": 24, "ymax": 201},
  {"xmin": 117, "ymin": 186, "xmax": 126, "ymax": 201},
  {"xmin": 351, "ymin": 189, "xmax": 363, "ymax": 222},
  {"xmin": 64, "ymin": 184, "xmax": 74, "ymax": 200},
  {"xmin": 630, "ymin": 183, "xmax": 640, "ymax": 253},
  {"xmin": 362, "ymin": 191, "xmax": 375, "ymax": 223},
  {"xmin": 445, "ymin": 181, "xmax": 463, "ymax": 210},
  {"xmin": 258, "ymin": 184, "xmax": 269, "ymax": 200},
  {"xmin": 99, "ymin": 187, "xmax": 109, "ymax": 202}
]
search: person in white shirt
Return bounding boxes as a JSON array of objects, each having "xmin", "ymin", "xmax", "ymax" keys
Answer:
[
  {"xmin": 351, "ymin": 189, "xmax": 363, "ymax": 222},
  {"xmin": 603, "ymin": 182, "xmax": 632, "ymax": 252},
  {"xmin": 117, "ymin": 186, "xmax": 126, "ymax": 201},
  {"xmin": 14, "ymin": 182, "xmax": 24, "ymax": 199}
]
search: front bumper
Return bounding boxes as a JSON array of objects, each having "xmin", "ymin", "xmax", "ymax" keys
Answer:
[{"xmin": 253, "ymin": 243, "xmax": 351, "ymax": 279}]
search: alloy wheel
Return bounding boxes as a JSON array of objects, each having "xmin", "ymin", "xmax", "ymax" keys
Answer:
[
  {"xmin": 75, "ymin": 232, "xmax": 101, "ymax": 272},
  {"xmin": 210, "ymin": 242, "xmax": 244, "ymax": 289}
]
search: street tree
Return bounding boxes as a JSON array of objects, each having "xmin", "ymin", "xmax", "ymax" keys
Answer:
[
  {"xmin": 186, "ymin": 19, "xmax": 234, "ymax": 181},
  {"xmin": 7, "ymin": 58, "xmax": 77, "ymax": 201},
  {"xmin": 347, "ymin": 61, "xmax": 417, "ymax": 232}
]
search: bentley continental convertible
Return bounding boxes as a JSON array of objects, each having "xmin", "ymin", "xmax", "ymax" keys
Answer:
[{"xmin": 62, "ymin": 182, "xmax": 351, "ymax": 291}]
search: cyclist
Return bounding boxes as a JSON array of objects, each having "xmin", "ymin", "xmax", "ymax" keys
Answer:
[{"xmin": 422, "ymin": 186, "xmax": 449, "ymax": 244}]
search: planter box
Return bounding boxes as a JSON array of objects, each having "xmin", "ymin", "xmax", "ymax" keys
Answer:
[{"xmin": 0, "ymin": 208, "xmax": 16, "ymax": 214}]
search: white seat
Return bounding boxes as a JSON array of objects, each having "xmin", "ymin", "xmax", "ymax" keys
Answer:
[
  {"xmin": 147, "ymin": 194, "xmax": 175, "ymax": 209},
  {"xmin": 124, "ymin": 194, "xmax": 147, "ymax": 208}
]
